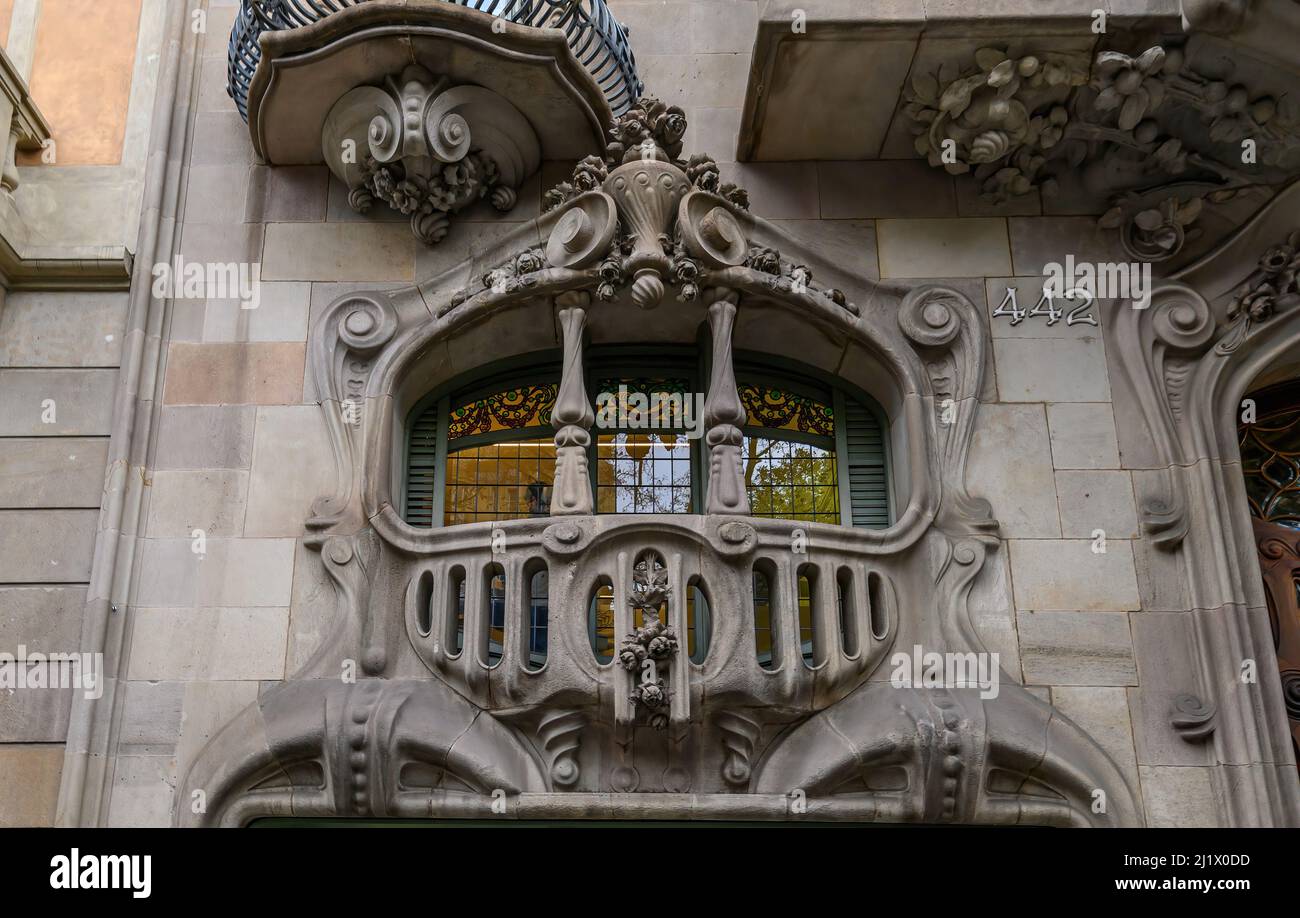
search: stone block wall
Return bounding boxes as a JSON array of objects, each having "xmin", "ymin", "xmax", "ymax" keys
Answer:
[{"xmin": 0, "ymin": 0, "xmax": 1264, "ymax": 826}]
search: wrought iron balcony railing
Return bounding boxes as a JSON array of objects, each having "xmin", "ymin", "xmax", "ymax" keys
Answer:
[{"xmin": 227, "ymin": 0, "xmax": 642, "ymax": 121}]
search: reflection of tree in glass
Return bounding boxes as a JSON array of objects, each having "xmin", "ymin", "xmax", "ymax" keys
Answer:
[
  {"xmin": 596, "ymin": 433, "xmax": 691, "ymax": 514},
  {"xmin": 744, "ymin": 436, "xmax": 839, "ymax": 522}
]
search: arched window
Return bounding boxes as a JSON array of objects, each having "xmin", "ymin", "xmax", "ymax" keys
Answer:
[{"xmin": 402, "ymin": 351, "xmax": 891, "ymax": 529}]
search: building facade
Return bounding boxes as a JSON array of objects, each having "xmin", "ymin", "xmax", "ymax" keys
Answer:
[{"xmin": 1, "ymin": 0, "xmax": 1299, "ymax": 827}]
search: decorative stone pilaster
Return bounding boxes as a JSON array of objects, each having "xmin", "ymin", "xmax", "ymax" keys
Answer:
[
  {"xmin": 702, "ymin": 288, "xmax": 749, "ymax": 515},
  {"xmin": 550, "ymin": 292, "xmax": 594, "ymax": 516}
]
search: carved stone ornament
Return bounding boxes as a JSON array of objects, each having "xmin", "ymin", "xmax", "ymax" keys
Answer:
[
  {"xmin": 322, "ymin": 65, "xmax": 540, "ymax": 244},
  {"xmin": 174, "ymin": 94, "xmax": 1150, "ymax": 828},
  {"xmin": 905, "ymin": 30, "xmax": 1300, "ymax": 266}
]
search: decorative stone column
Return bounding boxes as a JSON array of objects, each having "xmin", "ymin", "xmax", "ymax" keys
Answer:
[
  {"xmin": 702, "ymin": 288, "xmax": 749, "ymax": 515},
  {"xmin": 550, "ymin": 291, "xmax": 594, "ymax": 515}
]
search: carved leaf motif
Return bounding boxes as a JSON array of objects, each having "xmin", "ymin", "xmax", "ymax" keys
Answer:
[
  {"xmin": 911, "ymin": 72, "xmax": 939, "ymax": 105},
  {"xmin": 975, "ymin": 47, "xmax": 1007, "ymax": 72}
]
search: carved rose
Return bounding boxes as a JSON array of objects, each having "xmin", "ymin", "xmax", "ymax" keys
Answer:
[
  {"xmin": 747, "ymin": 246, "xmax": 781, "ymax": 275},
  {"xmin": 655, "ymin": 105, "xmax": 688, "ymax": 156},
  {"xmin": 647, "ymin": 634, "xmax": 677, "ymax": 660},
  {"xmin": 619, "ymin": 645, "xmax": 646, "ymax": 670},
  {"xmin": 572, "ymin": 154, "xmax": 608, "ymax": 191},
  {"xmin": 1226, "ymin": 231, "xmax": 1300, "ymax": 323},
  {"xmin": 515, "ymin": 249, "xmax": 545, "ymax": 275},
  {"xmin": 686, "ymin": 154, "xmax": 721, "ymax": 191},
  {"xmin": 370, "ymin": 166, "xmax": 397, "ymax": 200},
  {"xmin": 968, "ymin": 129, "xmax": 1013, "ymax": 164},
  {"xmin": 719, "ymin": 182, "xmax": 750, "ymax": 210},
  {"xmin": 543, "ymin": 181, "xmax": 577, "ymax": 212},
  {"xmin": 598, "ymin": 256, "xmax": 624, "ymax": 285}
]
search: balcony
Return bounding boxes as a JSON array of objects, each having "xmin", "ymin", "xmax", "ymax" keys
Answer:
[
  {"xmin": 380, "ymin": 513, "xmax": 903, "ymax": 726},
  {"xmin": 227, "ymin": 0, "xmax": 641, "ymax": 122}
]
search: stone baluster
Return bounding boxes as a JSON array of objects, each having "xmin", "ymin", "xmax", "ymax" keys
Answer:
[
  {"xmin": 550, "ymin": 291, "xmax": 594, "ymax": 515},
  {"xmin": 702, "ymin": 288, "xmax": 749, "ymax": 514}
]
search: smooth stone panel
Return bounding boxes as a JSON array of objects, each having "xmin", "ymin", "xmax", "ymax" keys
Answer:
[
  {"xmin": 1009, "ymin": 539, "xmax": 1140, "ymax": 612},
  {"xmin": 1139, "ymin": 765, "xmax": 1218, "ymax": 827},
  {"xmin": 966, "ymin": 404, "xmax": 1060, "ymax": 538},
  {"xmin": 201, "ymin": 281, "xmax": 311, "ymax": 343},
  {"xmin": 106, "ymin": 755, "xmax": 177, "ymax": 828},
  {"xmin": 244, "ymin": 406, "xmax": 335, "ymax": 538},
  {"xmin": 876, "ymin": 218, "xmax": 1012, "ymax": 278},
  {"xmin": 145, "ymin": 470, "xmax": 249, "ymax": 539},
  {"xmin": 1007, "ymin": 216, "xmax": 1127, "ymax": 276},
  {"xmin": 0, "ymin": 369, "xmax": 118, "ymax": 435},
  {"xmin": 718, "ymin": 162, "xmax": 819, "ymax": 219},
  {"xmin": 0, "ymin": 745, "xmax": 63, "ymax": 826},
  {"xmin": 992, "ymin": 337, "xmax": 1111, "ymax": 402},
  {"xmin": 1047, "ymin": 402, "xmax": 1120, "ymax": 469},
  {"xmin": 245, "ymin": 164, "xmax": 329, "ymax": 223},
  {"xmin": 153, "ymin": 405, "xmax": 256, "ymax": 470},
  {"xmin": 817, "ymin": 161, "xmax": 956, "ymax": 219},
  {"xmin": 0, "ymin": 586, "xmax": 86, "ymax": 648},
  {"xmin": 127, "ymin": 607, "xmax": 289, "ymax": 681},
  {"xmin": 0, "ymin": 292, "xmax": 128, "ymax": 367},
  {"xmin": 1055, "ymin": 470, "xmax": 1139, "ymax": 539},
  {"xmin": 162, "ymin": 342, "xmax": 305, "ymax": 406},
  {"xmin": 0, "ymin": 510, "xmax": 98, "ymax": 582},
  {"xmin": 1016, "ymin": 610, "xmax": 1138, "ymax": 686},
  {"xmin": 1051, "ymin": 685, "xmax": 1141, "ymax": 795},
  {"xmin": 0, "ymin": 438, "xmax": 108, "ymax": 508},
  {"xmin": 261, "ymin": 223, "xmax": 415, "ymax": 283}
]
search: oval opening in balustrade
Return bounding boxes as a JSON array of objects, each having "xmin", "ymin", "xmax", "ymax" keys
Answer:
[
  {"xmin": 414, "ymin": 569, "xmax": 434, "ymax": 637},
  {"xmin": 446, "ymin": 565, "xmax": 466, "ymax": 657},
  {"xmin": 867, "ymin": 571, "xmax": 890, "ymax": 642},
  {"xmin": 589, "ymin": 579, "xmax": 616, "ymax": 665},
  {"xmin": 524, "ymin": 562, "xmax": 549, "ymax": 672},
  {"xmin": 836, "ymin": 566, "xmax": 858, "ymax": 658},
  {"xmin": 752, "ymin": 563, "xmax": 778, "ymax": 671},
  {"xmin": 797, "ymin": 565, "xmax": 818, "ymax": 668},
  {"xmin": 484, "ymin": 563, "xmax": 506, "ymax": 668},
  {"xmin": 686, "ymin": 576, "xmax": 711, "ymax": 665}
]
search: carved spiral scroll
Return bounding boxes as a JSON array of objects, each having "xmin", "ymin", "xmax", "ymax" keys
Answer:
[
  {"xmin": 678, "ymin": 191, "xmax": 747, "ymax": 267},
  {"xmin": 337, "ymin": 296, "xmax": 398, "ymax": 355},
  {"xmin": 1171, "ymin": 693, "xmax": 1217, "ymax": 742},
  {"xmin": 544, "ymin": 192, "xmax": 617, "ymax": 269},
  {"xmin": 322, "ymin": 86, "xmax": 401, "ymax": 179},
  {"xmin": 899, "ymin": 286, "xmax": 964, "ymax": 349},
  {"xmin": 1150, "ymin": 287, "xmax": 1215, "ymax": 353}
]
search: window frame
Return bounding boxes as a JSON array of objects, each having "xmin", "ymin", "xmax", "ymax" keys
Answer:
[{"xmin": 400, "ymin": 347, "xmax": 893, "ymax": 530}]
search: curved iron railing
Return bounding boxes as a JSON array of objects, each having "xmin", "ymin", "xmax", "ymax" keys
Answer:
[{"xmin": 227, "ymin": 0, "xmax": 641, "ymax": 122}]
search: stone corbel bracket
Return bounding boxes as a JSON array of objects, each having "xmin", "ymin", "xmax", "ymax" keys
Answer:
[{"xmin": 322, "ymin": 65, "xmax": 541, "ymax": 244}]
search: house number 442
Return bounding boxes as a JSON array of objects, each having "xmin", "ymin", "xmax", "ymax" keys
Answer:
[{"xmin": 992, "ymin": 287, "xmax": 1098, "ymax": 327}]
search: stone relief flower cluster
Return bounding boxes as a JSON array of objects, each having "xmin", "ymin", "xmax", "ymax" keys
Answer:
[
  {"xmin": 1228, "ymin": 230, "xmax": 1300, "ymax": 324},
  {"xmin": 358, "ymin": 150, "xmax": 510, "ymax": 244},
  {"xmin": 904, "ymin": 47, "xmax": 1088, "ymax": 202},
  {"xmin": 542, "ymin": 97, "xmax": 751, "ymax": 213},
  {"xmin": 906, "ymin": 39, "xmax": 1300, "ymax": 261}
]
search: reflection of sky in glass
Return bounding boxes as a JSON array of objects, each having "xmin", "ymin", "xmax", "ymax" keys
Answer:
[{"xmin": 597, "ymin": 433, "xmax": 692, "ymax": 514}]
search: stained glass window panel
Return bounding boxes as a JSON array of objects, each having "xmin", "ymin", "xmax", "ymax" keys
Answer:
[{"xmin": 447, "ymin": 383, "xmax": 557, "ymax": 442}]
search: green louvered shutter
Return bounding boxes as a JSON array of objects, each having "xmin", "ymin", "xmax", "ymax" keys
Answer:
[
  {"xmin": 842, "ymin": 397, "xmax": 889, "ymax": 528},
  {"xmin": 405, "ymin": 404, "xmax": 439, "ymax": 527}
]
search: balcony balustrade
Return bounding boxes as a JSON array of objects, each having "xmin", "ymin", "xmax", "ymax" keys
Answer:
[{"xmin": 227, "ymin": 0, "xmax": 641, "ymax": 121}]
